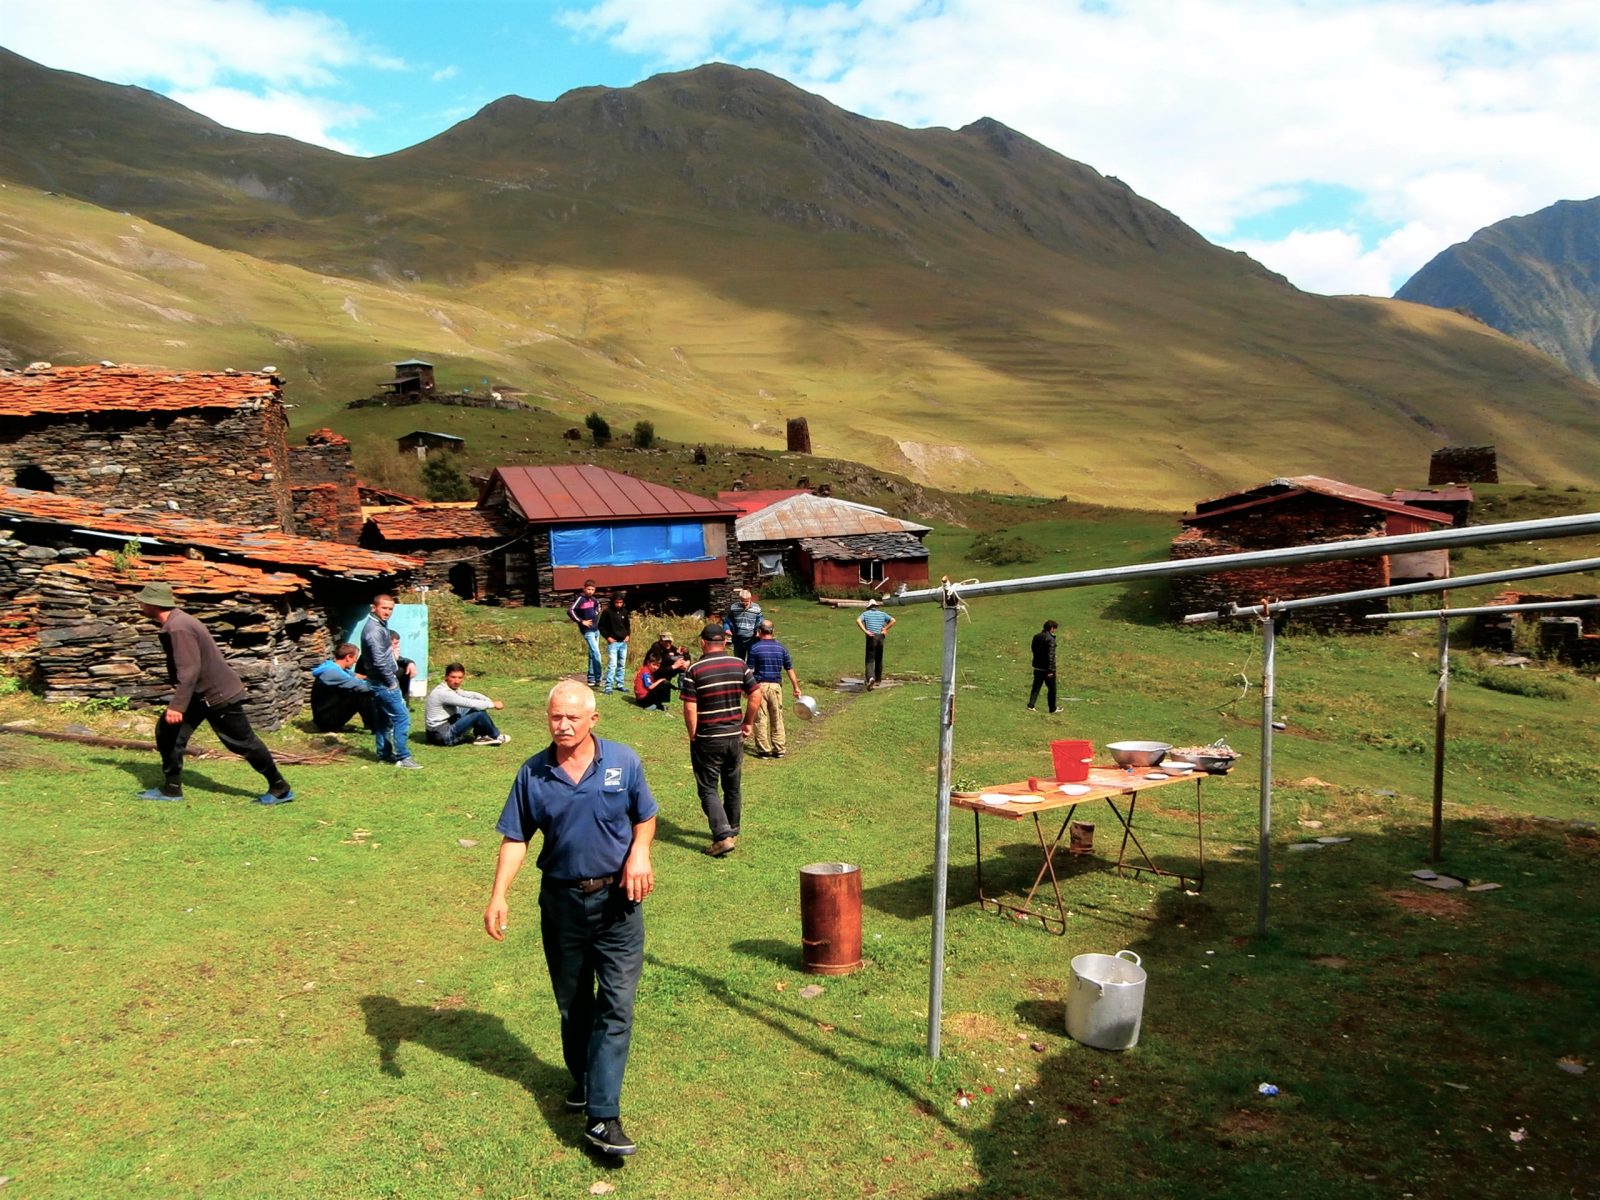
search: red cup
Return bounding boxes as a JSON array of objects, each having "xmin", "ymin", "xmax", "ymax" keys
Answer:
[
  {"xmin": 1050, "ymin": 739, "xmax": 1094, "ymax": 783},
  {"xmin": 1027, "ymin": 777, "xmax": 1040, "ymax": 791}
]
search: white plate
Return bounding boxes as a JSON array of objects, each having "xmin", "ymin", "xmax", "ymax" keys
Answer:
[
  {"xmin": 981, "ymin": 794, "xmax": 1011, "ymax": 806},
  {"xmin": 1143, "ymin": 771, "xmax": 1169, "ymax": 780},
  {"xmin": 1058, "ymin": 783, "xmax": 1091, "ymax": 796},
  {"xmin": 1160, "ymin": 762, "xmax": 1194, "ymax": 773},
  {"xmin": 1008, "ymin": 793, "xmax": 1044, "ymax": 804}
]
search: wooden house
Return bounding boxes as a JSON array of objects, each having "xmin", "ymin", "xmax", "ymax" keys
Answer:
[
  {"xmin": 397, "ymin": 430, "xmax": 464, "ymax": 458},
  {"xmin": 732, "ymin": 493, "xmax": 931, "ymax": 594}
]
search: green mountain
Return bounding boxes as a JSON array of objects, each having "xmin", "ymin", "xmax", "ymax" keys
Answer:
[
  {"xmin": 1395, "ymin": 196, "xmax": 1600, "ymax": 385},
  {"xmin": 2, "ymin": 46, "xmax": 1597, "ymax": 509}
]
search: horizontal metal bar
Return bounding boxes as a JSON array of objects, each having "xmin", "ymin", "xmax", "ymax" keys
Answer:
[
  {"xmin": 886, "ymin": 511, "xmax": 1600, "ymax": 606},
  {"xmin": 1183, "ymin": 557, "xmax": 1600, "ymax": 623},
  {"xmin": 1365, "ymin": 598, "xmax": 1600, "ymax": 622}
]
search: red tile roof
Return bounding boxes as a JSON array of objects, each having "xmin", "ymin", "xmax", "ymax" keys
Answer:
[
  {"xmin": 0, "ymin": 487, "xmax": 417, "ymax": 578},
  {"xmin": 301, "ymin": 428, "xmax": 350, "ymax": 447},
  {"xmin": 1186, "ymin": 475, "xmax": 1449, "ymax": 526},
  {"xmin": 488, "ymin": 465, "xmax": 739, "ymax": 524},
  {"xmin": 717, "ymin": 489, "xmax": 812, "ymax": 518},
  {"xmin": 50, "ymin": 552, "xmax": 309, "ymax": 597},
  {"xmin": 364, "ymin": 504, "xmax": 518, "ymax": 542},
  {"xmin": 0, "ymin": 363, "xmax": 281, "ymax": 417}
]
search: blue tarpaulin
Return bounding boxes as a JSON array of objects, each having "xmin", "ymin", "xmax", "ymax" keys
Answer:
[{"xmin": 550, "ymin": 522, "xmax": 709, "ymax": 567}]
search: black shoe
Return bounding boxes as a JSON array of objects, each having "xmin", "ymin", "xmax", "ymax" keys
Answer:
[
  {"xmin": 585, "ymin": 1116, "xmax": 637, "ymax": 1156},
  {"xmin": 564, "ymin": 1083, "xmax": 587, "ymax": 1112}
]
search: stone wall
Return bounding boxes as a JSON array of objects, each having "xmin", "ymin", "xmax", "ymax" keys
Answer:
[
  {"xmin": 30, "ymin": 555, "xmax": 325, "ymax": 730},
  {"xmin": 2, "ymin": 405, "xmax": 294, "ymax": 528},
  {"xmin": 287, "ymin": 431, "xmax": 363, "ymax": 542},
  {"xmin": 1430, "ymin": 445, "xmax": 1498, "ymax": 484}
]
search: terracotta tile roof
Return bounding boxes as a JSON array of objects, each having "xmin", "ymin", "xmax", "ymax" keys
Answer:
[
  {"xmin": 737, "ymin": 494, "xmax": 931, "ymax": 541},
  {"xmin": 488, "ymin": 465, "xmax": 739, "ymax": 524},
  {"xmin": 48, "ymin": 552, "xmax": 309, "ymax": 597},
  {"xmin": 301, "ymin": 428, "xmax": 350, "ymax": 447},
  {"xmin": 1186, "ymin": 475, "xmax": 1449, "ymax": 526},
  {"xmin": 718, "ymin": 489, "xmax": 812, "ymax": 518},
  {"xmin": 798, "ymin": 533, "xmax": 931, "ymax": 562},
  {"xmin": 0, "ymin": 363, "xmax": 281, "ymax": 417},
  {"xmin": 0, "ymin": 487, "xmax": 417, "ymax": 578},
  {"xmin": 364, "ymin": 504, "xmax": 518, "ymax": 542},
  {"xmin": 359, "ymin": 484, "xmax": 428, "ymax": 506}
]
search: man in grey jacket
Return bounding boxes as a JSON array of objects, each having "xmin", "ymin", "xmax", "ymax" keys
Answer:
[
  {"xmin": 425, "ymin": 664, "xmax": 509, "ymax": 746},
  {"xmin": 133, "ymin": 581, "xmax": 294, "ymax": 805},
  {"xmin": 361, "ymin": 593, "xmax": 420, "ymax": 769}
]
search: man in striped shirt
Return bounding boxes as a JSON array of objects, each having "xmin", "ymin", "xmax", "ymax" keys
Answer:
[
  {"xmin": 856, "ymin": 598, "xmax": 896, "ymax": 691},
  {"xmin": 680, "ymin": 622, "xmax": 761, "ymax": 857}
]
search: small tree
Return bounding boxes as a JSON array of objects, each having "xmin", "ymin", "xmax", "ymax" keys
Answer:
[
  {"xmin": 585, "ymin": 411, "xmax": 612, "ymax": 445},
  {"xmin": 632, "ymin": 419, "xmax": 656, "ymax": 449},
  {"xmin": 420, "ymin": 454, "xmax": 473, "ymax": 502}
]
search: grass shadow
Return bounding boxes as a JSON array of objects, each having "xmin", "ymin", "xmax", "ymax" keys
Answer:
[
  {"xmin": 728, "ymin": 937, "xmax": 805, "ymax": 972},
  {"xmin": 89, "ymin": 754, "xmax": 264, "ymax": 799},
  {"xmin": 651, "ymin": 810, "xmax": 711, "ymax": 855}
]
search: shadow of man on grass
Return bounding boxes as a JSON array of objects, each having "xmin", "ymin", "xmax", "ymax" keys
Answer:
[{"xmin": 90, "ymin": 754, "xmax": 264, "ymax": 799}]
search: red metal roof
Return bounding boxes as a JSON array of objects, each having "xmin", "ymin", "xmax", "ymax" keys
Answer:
[
  {"xmin": 487, "ymin": 465, "xmax": 739, "ymax": 524},
  {"xmin": 1391, "ymin": 487, "xmax": 1474, "ymax": 504},
  {"xmin": 0, "ymin": 363, "xmax": 281, "ymax": 417},
  {"xmin": 1186, "ymin": 476, "xmax": 1448, "ymax": 526},
  {"xmin": 364, "ymin": 504, "xmax": 517, "ymax": 542},
  {"xmin": 0, "ymin": 487, "xmax": 417, "ymax": 578},
  {"xmin": 717, "ymin": 489, "xmax": 812, "ymax": 519}
]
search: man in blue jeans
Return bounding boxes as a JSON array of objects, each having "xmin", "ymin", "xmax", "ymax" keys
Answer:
[
  {"xmin": 567, "ymin": 579, "xmax": 603, "ymax": 687},
  {"xmin": 424, "ymin": 664, "xmax": 510, "ymax": 746},
  {"xmin": 361, "ymin": 593, "xmax": 421, "ymax": 770},
  {"xmin": 484, "ymin": 681, "xmax": 657, "ymax": 1157}
]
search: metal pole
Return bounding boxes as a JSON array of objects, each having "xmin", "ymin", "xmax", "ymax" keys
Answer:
[
  {"xmin": 927, "ymin": 583, "xmax": 961, "ymax": 1059},
  {"xmin": 1431, "ymin": 603, "xmax": 1449, "ymax": 864},
  {"xmin": 1257, "ymin": 613, "xmax": 1276, "ymax": 939},
  {"xmin": 888, "ymin": 513, "xmax": 1600, "ymax": 607},
  {"xmin": 1366, "ymin": 598, "xmax": 1600, "ymax": 621}
]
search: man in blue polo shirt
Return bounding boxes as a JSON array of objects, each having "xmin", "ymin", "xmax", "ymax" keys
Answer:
[{"xmin": 484, "ymin": 680, "xmax": 657, "ymax": 1158}]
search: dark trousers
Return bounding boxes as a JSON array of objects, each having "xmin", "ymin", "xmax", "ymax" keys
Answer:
[
  {"xmin": 425, "ymin": 709, "xmax": 500, "ymax": 746},
  {"xmin": 1029, "ymin": 670, "xmax": 1057, "ymax": 713},
  {"xmin": 632, "ymin": 680, "xmax": 673, "ymax": 709},
  {"xmin": 864, "ymin": 633, "xmax": 886, "ymax": 685},
  {"xmin": 157, "ymin": 698, "xmax": 284, "ymax": 791},
  {"xmin": 690, "ymin": 736, "xmax": 743, "ymax": 840},
  {"xmin": 311, "ymin": 687, "xmax": 376, "ymax": 733},
  {"xmin": 731, "ymin": 637, "xmax": 753, "ymax": 661},
  {"xmin": 539, "ymin": 880, "xmax": 644, "ymax": 1120}
]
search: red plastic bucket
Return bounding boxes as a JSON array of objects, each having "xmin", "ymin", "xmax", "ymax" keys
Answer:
[{"xmin": 1051, "ymin": 739, "xmax": 1093, "ymax": 782}]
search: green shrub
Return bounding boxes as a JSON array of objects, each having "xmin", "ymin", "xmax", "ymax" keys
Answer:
[
  {"xmin": 759, "ymin": 574, "xmax": 804, "ymax": 600},
  {"xmin": 585, "ymin": 411, "xmax": 611, "ymax": 445},
  {"xmin": 632, "ymin": 420, "xmax": 656, "ymax": 449},
  {"xmin": 420, "ymin": 454, "xmax": 473, "ymax": 501},
  {"xmin": 971, "ymin": 530, "xmax": 1041, "ymax": 566},
  {"xmin": 1474, "ymin": 668, "xmax": 1571, "ymax": 701}
]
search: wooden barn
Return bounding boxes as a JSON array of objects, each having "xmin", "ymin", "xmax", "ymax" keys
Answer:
[
  {"xmin": 1168, "ymin": 475, "xmax": 1450, "ymax": 632},
  {"xmin": 359, "ymin": 502, "xmax": 523, "ymax": 602},
  {"xmin": 733, "ymin": 493, "xmax": 931, "ymax": 594}
]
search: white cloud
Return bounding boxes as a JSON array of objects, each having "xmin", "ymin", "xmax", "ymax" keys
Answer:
[
  {"xmin": 167, "ymin": 87, "xmax": 370, "ymax": 155},
  {"xmin": 565, "ymin": 0, "xmax": 1600, "ymax": 294},
  {"xmin": 431, "ymin": 65, "xmax": 460, "ymax": 83}
]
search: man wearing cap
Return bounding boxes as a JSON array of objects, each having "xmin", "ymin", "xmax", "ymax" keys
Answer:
[
  {"xmin": 746, "ymin": 619, "xmax": 802, "ymax": 759},
  {"xmin": 680, "ymin": 622, "xmax": 761, "ymax": 856},
  {"xmin": 484, "ymin": 680, "xmax": 657, "ymax": 1157},
  {"xmin": 132, "ymin": 581, "xmax": 294, "ymax": 805},
  {"xmin": 855, "ymin": 599, "xmax": 896, "ymax": 691},
  {"xmin": 643, "ymin": 631, "xmax": 689, "ymax": 688}
]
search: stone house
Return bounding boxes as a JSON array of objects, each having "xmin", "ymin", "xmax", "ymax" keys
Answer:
[
  {"xmin": 1168, "ymin": 475, "xmax": 1450, "ymax": 633},
  {"xmin": 359, "ymin": 502, "xmax": 523, "ymax": 602}
]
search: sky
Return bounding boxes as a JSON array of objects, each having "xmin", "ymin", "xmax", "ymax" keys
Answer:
[{"xmin": 3, "ymin": 0, "xmax": 1598, "ymax": 297}]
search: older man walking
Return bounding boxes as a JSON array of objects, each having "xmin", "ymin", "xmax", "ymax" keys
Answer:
[
  {"xmin": 680, "ymin": 622, "xmax": 760, "ymax": 856},
  {"xmin": 746, "ymin": 619, "xmax": 802, "ymax": 759},
  {"xmin": 484, "ymin": 681, "xmax": 657, "ymax": 1157}
]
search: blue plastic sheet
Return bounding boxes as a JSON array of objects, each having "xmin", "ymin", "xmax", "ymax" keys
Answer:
[{"xmin": 550, "ymin": 521, "xmax": 708, "ymax": 567}]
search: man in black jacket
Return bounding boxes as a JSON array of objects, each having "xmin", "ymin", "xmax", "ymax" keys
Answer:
[
  {"xmin": 133, "ymin": 581, "xmax": 294, "ymax": 804},
  {"xmin": 1028, "ymin": 620, "xmax": 1059, "ymax": 714}
]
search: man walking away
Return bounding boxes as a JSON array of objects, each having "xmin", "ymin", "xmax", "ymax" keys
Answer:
[
  {"xmin": 310, "ymin": 642, "xmax": 376, "ymax": 733},
  {"xmin": 568, "ymin": 580, "xmax": 603, "ymax": 687},
  {"xmin": 855, "ymin": 599, "xmax": 896, "ymax": 690},
  {"xmin": 362, "ymin": 593, "xmax": 420, "ymax": 769},
  {"xmin": 597, "ymin": 592, "xmax": 631, "ymax": 695},
  {"xmin": 746, "ymin": 619, "xmax": 802, "ymax": 758},
  {"xmin": 1028, "ymin": 620, "xmax": 1059, "ymax": 713},
  {"xmin": 726, "ymin": 589, "xmax": 762, "ymax": 660},
  {"xmin": 133, "ymin": 581, "xmax": 293, "ymax": 805},
  {"xmin": 484, "ymin": 681, "xmax": 657, "ymax": 1157},
  {"xmin": 425, "ymin": 664, "xmax": 510, "ymax": 746},
  {"xmin": 680, "ymin": 622, "xmax": 760, "ymax": 856}
]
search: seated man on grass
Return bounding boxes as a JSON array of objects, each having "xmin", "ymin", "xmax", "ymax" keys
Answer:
[
  {"xmin": 310, "ymin": 642, "xmax": 376, "ymax": 733},
  {"xmin": 424, "ymin": 663, "xmax": 510, "ymax": 746}
]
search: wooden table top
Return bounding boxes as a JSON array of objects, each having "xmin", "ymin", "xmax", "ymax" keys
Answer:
[{"xmin": 949, "ymin": 766, "xmax": 1203, "ymax": 819}]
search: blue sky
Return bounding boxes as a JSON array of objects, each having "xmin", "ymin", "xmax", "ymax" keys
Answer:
[{"xmin": 4, "ymin": 0, "xmax": 1597, "ymax": 297}]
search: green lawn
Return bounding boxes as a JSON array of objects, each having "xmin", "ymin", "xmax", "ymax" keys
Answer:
[{"xmin": 3, "ymin": 513, "xmax": 1597, "ymax": 1198}]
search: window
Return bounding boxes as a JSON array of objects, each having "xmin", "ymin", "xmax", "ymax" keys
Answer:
[
  {"xmin": 859, "ymin": 559, "xmax": 885, "ymax": 585},
  {"xmin": 757, "ymin": 552, "xmax": 785, "ymax": 577}
]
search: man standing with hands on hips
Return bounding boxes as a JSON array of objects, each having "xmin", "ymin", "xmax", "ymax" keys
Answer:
[
  {"xmin": 484, "ymin": 680, "xmax": 657, "ymax": 1157},
  {"xmin": 856, "ymin": 598, "xmax": 896, "ymax": 691}
]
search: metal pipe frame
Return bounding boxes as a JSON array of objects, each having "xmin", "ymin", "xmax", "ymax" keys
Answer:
[{"xmin": 1365, "ymin": 598, "xmax": 1600, "ymax": 622}]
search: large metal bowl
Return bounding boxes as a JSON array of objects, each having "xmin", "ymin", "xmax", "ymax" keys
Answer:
[
  {"xmin": 794, "ymin": 694, "xmax": 819, "ymax": 721},
  {"xmin": 1167, "ymin": 749, "xmax": 1239, "ymax": 775},
  {"xmin": 1106, "ymin": 740, "xmax": 1172, "ymax": 768}
]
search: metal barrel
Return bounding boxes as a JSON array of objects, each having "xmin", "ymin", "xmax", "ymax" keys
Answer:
[{"xmin": 800, "ymin": 862, "xmax": 863, "ymax": 975}]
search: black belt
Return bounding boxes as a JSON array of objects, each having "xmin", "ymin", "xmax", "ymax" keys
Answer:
[{"xmin": 546, "ymin": 875, "xmax": 616, "ymax": 895}]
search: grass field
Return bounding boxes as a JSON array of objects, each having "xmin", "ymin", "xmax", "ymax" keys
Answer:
[{"xmin": 3, "ymin": 511, "xmax": 1597, "ymax": 1198}]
